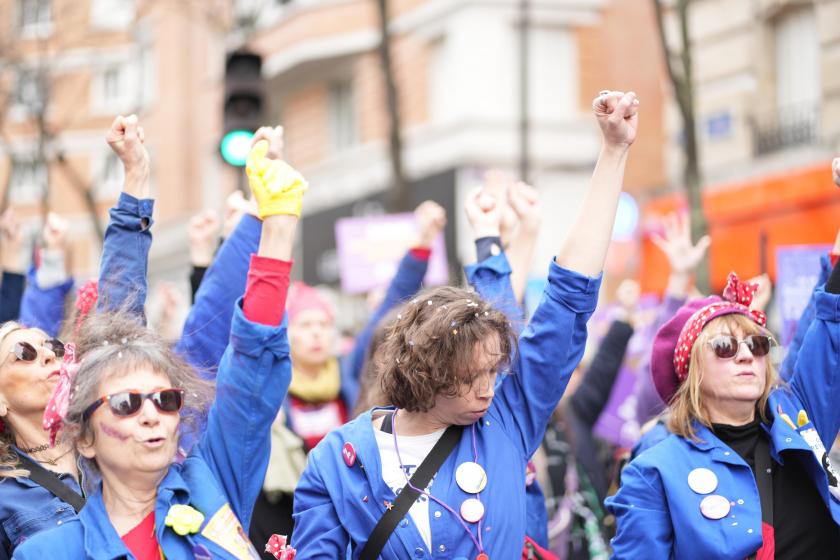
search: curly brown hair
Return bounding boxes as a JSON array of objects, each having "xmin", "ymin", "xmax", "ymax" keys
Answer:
[{"xmin": 376, "ymin": 286, "xmax": 516, "ymax": 412}]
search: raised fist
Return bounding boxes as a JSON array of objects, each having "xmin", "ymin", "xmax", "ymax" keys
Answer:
[
  {"xmin": 188, "ymin": 210, "xmax": 221, "ymax": 267},
  {"xmin": 105, "ymin": 114, "xmax": 149, "ymax": 175},
  {"xmin": 592, "ymin": 90, "xmax": 639, "ymax": 149},
  {"xmin": 414, "ymin": 200, "xmax": 446, "ymax": 248},
  {"xmin": 246, "ymin": 136, "xmax": 308, "ymax": 219},
  {"xmin": 464, "ymin": 187, "xmax": 502, "ymax": 239},
  {"xmin": 42, "ymin": 212, "xmax": 69, "ymax": 252}
]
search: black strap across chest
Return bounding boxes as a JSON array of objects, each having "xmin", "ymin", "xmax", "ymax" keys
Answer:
[
  {"xmin": 16, "ymin": 452, "xmax": 86, "ymax": 513},
  {"xmin": 359, "ymin": 413, "xmax": 463, "ymax": 560}
]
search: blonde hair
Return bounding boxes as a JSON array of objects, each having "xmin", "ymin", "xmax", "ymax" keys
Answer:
[
  {"xmin": 667, "ymin": 314, "xmax": 780, "ymax": 441},
  {"xmin": 0, "ymin": 321, "xmax": 31, "ymax": 479}
]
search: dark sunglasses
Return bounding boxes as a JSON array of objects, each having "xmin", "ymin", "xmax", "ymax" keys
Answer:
[
  {"xmin": 9, "ymin": 339, "xmax": 65, "ymax": 362},
  {"xmin": 83, "ymin": 388, "xmax": 185, "ymax": 421},
  {"xmin": 707, "ymin": 335, "xmax": 774, "ymax": 360}
]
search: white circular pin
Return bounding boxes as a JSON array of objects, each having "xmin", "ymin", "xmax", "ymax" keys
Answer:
[
  {"xmin": 700, "ymin": 495, "xmax": 730, "ymax": 520},
  {"xmin": 455, "ymin": 462, "xmax": 487, "ymax": 494},
  {"xmin": 687, "ymin": 468, "xmax": 718, "ymax": 495},
  {"xmin": 460, "ymin": 498, "xmax": 485, "ymax": 523}
]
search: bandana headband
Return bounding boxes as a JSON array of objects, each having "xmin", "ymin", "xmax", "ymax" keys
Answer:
[{"xmin": 672, "ymin": 272, "xmax": 767, "ymax": 381}]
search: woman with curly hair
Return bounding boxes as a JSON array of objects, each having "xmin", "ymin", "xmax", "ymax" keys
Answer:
[{"xmin": 291, "ymin": 89, "xmax": 641, "ymax": 559}]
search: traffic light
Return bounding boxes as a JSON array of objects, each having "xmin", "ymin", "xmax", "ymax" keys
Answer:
[{"xmin": 220, "ymin": 51, "xmax": 264, "ymax": 167}]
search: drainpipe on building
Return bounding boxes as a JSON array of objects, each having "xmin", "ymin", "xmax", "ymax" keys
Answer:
[{"xmin": 519, "ymin": 0, "xmax": 530, "ymax": 184}]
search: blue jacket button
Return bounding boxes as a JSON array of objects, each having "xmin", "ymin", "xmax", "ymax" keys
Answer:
[{"xmin": 414, "ymin": 547, "xmax": 425, "ymax": 557}]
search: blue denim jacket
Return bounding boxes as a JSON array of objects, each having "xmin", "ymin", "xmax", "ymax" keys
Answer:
[
  {"xmin": 14, "ymin": 302, "xmax": 292, "ymax": 560},
  {"xmin": 0, "ymin": 193, "xmax": 153, "ymax": 559},
  {"xmin": 292, "ymin": 258, "xmax": 601, "ymax": 559}
]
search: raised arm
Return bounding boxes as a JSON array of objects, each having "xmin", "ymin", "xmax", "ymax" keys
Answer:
[
  {"xmin": 97, "ymin": 115, "xmax": 153, "ymax": 317},
  {"xmin": 1, "ymin": 208, "xmax": 26, "ymax": 322},
  {"xmin": 569, "ymin": 279, "xmax": 639, "ymax": 427},
  {"xmin": 555, "ymin": 91, "xmax": 638, "ymax": 276},
  {"xmin": 187, "ymin": 209, "xmax": 221, "ymax": 303},
  {"xmin": 463, "ymin": 187, "xmax": 521, "ymax": 323},
  {"xmin": 492, "ymin": 91, "xmax": 638, "ymax": 457},
  {"xmin": 789, "ymin": 253, "xmax": 840, "ymax": 448},
  {"xmin": 196, "ymin": 126, "xmax": 304, "ymax": 526},
  {"xmin": 18, "ymin": 213, "xmax": 74, "ymax": 336},
  {"xmin": 635, "ymin": 211, "xmax": 709, "ymax": 421},
  {"xmin": 506, "ymin": 181, "xmax": 542, "ymax": 304},
  {"xmin": 780, "ymin": 229, "xmax": 839, "ymax": 381}
]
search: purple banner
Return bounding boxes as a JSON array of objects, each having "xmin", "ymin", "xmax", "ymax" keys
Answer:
[
  {"xmin": 776, "ymin": 244, "xmax": 831, "ymax": 347},
  {"xmin": 591, "ymin": 295, "xmax": 661, "ymax": 448},
  {"xmin": 334, "ymin": 213, "xmax": 448, "ymax": 294}
]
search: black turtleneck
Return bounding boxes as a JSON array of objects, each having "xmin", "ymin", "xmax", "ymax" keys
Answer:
[{"xmin": 713, "ymin": 420, "xmax": 840, "ymax": 559}]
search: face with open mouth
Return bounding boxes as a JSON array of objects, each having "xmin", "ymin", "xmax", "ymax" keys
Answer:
[
  {"xmin": 0, "ymin": 326, "xmax": 63, "ymax": 422},
  {"xmin": 79, "ymin": 366, "xmax": 181, "ymax": 479}
]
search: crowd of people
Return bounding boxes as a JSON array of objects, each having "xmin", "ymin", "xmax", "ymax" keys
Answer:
[{"xmin": 0, "ymin": 92, "xmax": 838, "ymax": 559}]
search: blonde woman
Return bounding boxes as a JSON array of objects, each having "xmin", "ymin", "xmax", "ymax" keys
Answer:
[{"xmin": 606, "ymin": 263, "xmax": 840, "ymax": 558}]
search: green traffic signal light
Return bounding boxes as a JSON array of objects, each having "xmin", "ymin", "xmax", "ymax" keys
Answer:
[{"xmin": 220, "ymin": 129, "xmax": 255, "ymax": 167}]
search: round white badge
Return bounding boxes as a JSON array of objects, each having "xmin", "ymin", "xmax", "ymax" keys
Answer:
[
  {"xmin": 460, "ymin": 498, "xmax": 485, "ymax": 523},
  {"xmin": 687, "ymin": 468, "xmax": 718, "ymax": 495},
  {"xmin": 455, "ymin": 462, "xmax": 487, "ymax": 494},
  {"xmin": 699, "ymin": 494, "xmax": 731, "ymax": 520}
]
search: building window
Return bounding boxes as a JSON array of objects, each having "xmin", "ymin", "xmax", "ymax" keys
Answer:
[
  {"xmin": 328, "ymin": 81, "xmax": 356, "ymax": 152},
  {"xmin": 103, "ymin": 66, "xmax": 123, "ymax": 102},
  {"xmin": 97, "ymin": 151, "xmax": 124, "ymax": 199},
  {"xmin": 18, "ymin": 0, "xmax": 51, "ymax": 34},
  {"xmin": 9, "ymin": 158, "xmax": 47, "ymax": 203},
  {"xmin": 753, "ymin": 5, "xmax": 820, "ymax": 155},
  {"xmin": 90, "ymin": 0, "xmax": 134, "ymax": 29},
  {"xmin": 13, "ymin": 69, "xmax": 47, "ymax": 114}
]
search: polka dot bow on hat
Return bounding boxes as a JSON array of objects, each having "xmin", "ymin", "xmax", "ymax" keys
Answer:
[
  {"xmin": 673, "ymin": 272, "xmax": 767, "ymax": 380},
  {"xmin": 650, "ymin": 272, "xmax": 767, "ymax": 403}
]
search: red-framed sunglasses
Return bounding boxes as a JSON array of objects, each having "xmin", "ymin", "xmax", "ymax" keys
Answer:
[
  {"xmin": 83, "ymin": 388, "xmax": 185, "ymax": 421},
  {"xmin": 6, "ymin": 339, "xmax": 65, "ymax": 363},
  {"xmin": 706, "ymin": 334, "xmax": 774, "ymax": 360}
]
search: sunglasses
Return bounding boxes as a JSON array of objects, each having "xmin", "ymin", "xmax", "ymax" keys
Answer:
[
  {"xmin": 706, "ymin": 335, "xmax": 774, "ymax": 360},
  {"xmin": 83, "ymin": 388, "xmax": 185, "ymax": 421},
  {"xmin": 7, "ymin": 339, "xmax": 65, "ymax": 363}
]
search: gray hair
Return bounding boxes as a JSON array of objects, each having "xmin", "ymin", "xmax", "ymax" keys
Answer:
[{"xmin": 61, "ymin": 308, "xmax": 214, "ymax": 484}]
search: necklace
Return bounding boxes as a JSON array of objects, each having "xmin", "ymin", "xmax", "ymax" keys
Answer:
[
  {"xmin": 19, "ymin": 443, "xmax": 50, "ymax": 454},
  {"xmin": 35, "ymin": 446, "xmax": 74, "ymax": 466}
]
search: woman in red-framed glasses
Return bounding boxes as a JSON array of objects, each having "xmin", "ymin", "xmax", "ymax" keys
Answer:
[
  {"xmin": 607, "ymin": 249, "xmax": 840, "ymax": 559},
  {"xmin": 13, "ymin": 125, "xmax": 303, "ymax": 560}
]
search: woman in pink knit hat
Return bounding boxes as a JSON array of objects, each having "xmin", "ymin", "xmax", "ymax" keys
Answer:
[{"xmin": 606, "ymin": 246, "xmax": 840, "ymax": 558}]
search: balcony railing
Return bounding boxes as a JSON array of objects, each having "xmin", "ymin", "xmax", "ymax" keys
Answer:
[{"xmin": 749, "ymin": 103, "xmax": 820, "ymax": 156}]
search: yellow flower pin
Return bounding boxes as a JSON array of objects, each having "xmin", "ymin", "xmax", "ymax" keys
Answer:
[{"xmin": 165, "ymin": 504, "xmax": 205, "ymax": 536}]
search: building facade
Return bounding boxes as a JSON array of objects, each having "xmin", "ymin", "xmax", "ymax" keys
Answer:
[
  {"xmin": 244, "ymin": 0, "xmax": 668, "ymax": 323},
  {"xmin": 640, "ymin": 0, "xmax": 840, "ymax": 292}
]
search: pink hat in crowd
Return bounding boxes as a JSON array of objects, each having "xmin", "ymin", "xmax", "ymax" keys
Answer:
[
  {"xmin": 650, "ymin": 272, "xmax": 767, "ymax": 404},
  {"xmin": 286, "ymin": 282, "xmax": 335, "ymax": 324}
]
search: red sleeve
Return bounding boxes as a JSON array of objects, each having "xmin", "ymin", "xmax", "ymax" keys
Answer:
[
  {"xmin": 242, "ymin": 255, "xmax": 292, "ymax": 326},
  {"xmin": 409, "ymin": 247, "xmax": 432, "ymax": 261}
]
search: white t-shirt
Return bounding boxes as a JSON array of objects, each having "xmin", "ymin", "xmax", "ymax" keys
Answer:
[{"xmin": 374, "ymin": 424, "xmax": 445, "ymax": 552}]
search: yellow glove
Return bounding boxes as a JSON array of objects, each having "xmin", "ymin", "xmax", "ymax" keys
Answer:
[{"xmin": 246, "ymin": 140, "xmax": 308, "ymax": 219}]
